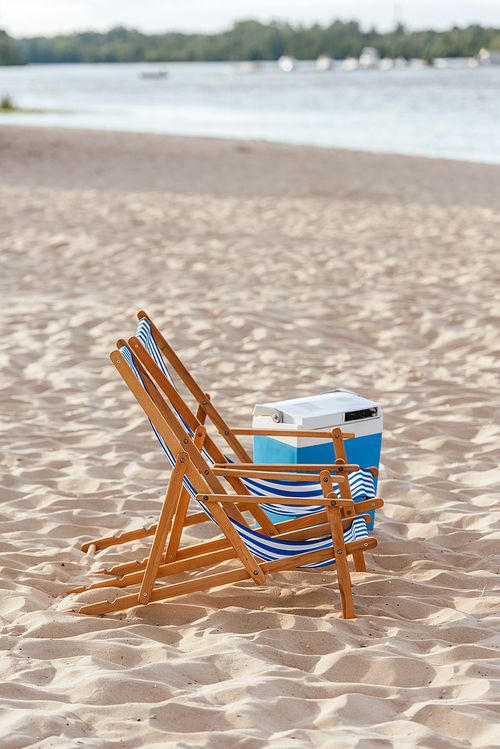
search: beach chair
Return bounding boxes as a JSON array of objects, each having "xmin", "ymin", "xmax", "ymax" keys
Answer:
[
  {"xmin": 67, "ymin": 343, "xmax": 383, "ymax": 619},
  {"xmin": 81, "ymin": 320, "xmax": 381, "ymax": 574}
]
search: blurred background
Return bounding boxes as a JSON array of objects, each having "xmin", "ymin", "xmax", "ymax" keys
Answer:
[{"xmin": 1, "ymin": 0, "xmax": 500, "ymax": 163}]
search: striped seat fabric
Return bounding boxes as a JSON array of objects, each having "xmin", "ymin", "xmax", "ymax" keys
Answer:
[
  {"xmin": 133, "ymin": 318, "xmax": 376, "ymax": 516},
  {"xmin": 243, "ymin": 469, "xmax": 375, "ymax": 517},
  {"xmin": 230, "ymin": 514, "xmax": 369, "ymax": 567},
  {"xmin": 120, "ymin": 342, "xmax": 370, "ymax": 569}
]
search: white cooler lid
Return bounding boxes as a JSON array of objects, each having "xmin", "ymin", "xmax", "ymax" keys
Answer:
[{"xmin": 253, "ymin": 389, "xmax": 381, "ymax": 430}]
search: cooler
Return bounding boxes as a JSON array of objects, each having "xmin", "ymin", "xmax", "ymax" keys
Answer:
[{"xmin": 252, "ymin": 389, "xmax": 382, "ymax": 529}]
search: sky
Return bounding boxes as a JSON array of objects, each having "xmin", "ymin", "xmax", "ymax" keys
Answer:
[{"xmin": 2, "ymin": 0, "xmax": 500, "ymax": 38}]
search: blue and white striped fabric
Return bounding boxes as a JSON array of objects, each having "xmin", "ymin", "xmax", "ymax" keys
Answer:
[
  {"xmin": 118, "ymin": 342, "xmax": 370, "ymax": 569},
  {"xmin": 119, "ymin": 345, "xmax": 200, "ymax": 501},
  {"xmin": 136, "ymin": 317, "xmax": 176, "ymax": 387},
  {"xmin": 132, "ymin": 318, "xmax": 377, "ymax": 515},
  {"xmin": 198, "ymin": 499, "xmax": 369, "ymax": 568},
  {"xmin": 244, "ymin": 469, "xmax": 375, "ymax": 517},
  {"xmin": 231, "ymin": 514, "xmax": 369, "ymax": 567}
]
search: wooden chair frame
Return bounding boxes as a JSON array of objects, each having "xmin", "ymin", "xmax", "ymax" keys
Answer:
[
  {"xmin": 81, "ymin": 321, "xmax": 379, "ymax": 575},
  {"xmin": 67, "ymin": 347, "xmax": 383, "ymax": 619}
]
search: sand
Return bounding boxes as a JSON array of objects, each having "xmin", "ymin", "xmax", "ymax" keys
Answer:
[{"xmin": 0, "ymin": 125, "xmax": 500, "ymax": 748}]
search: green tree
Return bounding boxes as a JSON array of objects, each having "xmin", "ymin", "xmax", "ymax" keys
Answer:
[
  {"xmin": 6, "ymin": 21, "xmax": 500, "ymax": 65},
  {"xmin": 0, "ymin": 30, "xmax": 24, "ymax": 65}
]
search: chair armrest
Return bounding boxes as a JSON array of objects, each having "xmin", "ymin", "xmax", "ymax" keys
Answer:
[
  {"xmin": 197, "ymin": 493, "xmax": 355, "ymax": 509},
  {"xmin": 342, "ymin": 497, "xmax": 384, "ymax": 517},
  {"xmin": 214, "ymin": 462, "xmax": 360, "ymax": 473},
  {"xmin": 229, "ymin": 428, "xmax": 355, "ymax": 439},
  {"xmin": 212, "ymin": 467, "xmax": 345, "ymax": 483}
]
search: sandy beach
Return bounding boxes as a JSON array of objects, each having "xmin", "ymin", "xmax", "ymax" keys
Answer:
[{"xmin": 1, "ymin": 124, "xmax": 500, "ymax": 748}]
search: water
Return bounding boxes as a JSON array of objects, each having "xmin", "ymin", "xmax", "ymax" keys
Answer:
[{"xmin": 1, "ymin": 59, "xmax": 499, "ymax": 164}]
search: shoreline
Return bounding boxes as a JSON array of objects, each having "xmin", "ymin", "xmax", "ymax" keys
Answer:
[{"xmin": 2, "ymin": 123, "xmax": 500, "ymax": 207}]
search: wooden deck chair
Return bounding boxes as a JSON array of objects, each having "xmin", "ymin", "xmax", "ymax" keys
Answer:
[
  {"xmin": 81, "ymin": 330, "xmax": 382, "ymax": 575},
  {"xmin": 66, "ymin": 344, "xmax": 383, "ymax": 619}
]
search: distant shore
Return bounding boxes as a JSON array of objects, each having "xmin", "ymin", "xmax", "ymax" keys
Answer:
[{"xmin": 2, "ymin": 124, "xmax": 500, "ymax": 208}]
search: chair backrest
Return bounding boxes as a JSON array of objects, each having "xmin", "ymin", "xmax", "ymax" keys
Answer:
[
  {"xmin": 111, "ymin": 345, "xmax": 224, "ymax": 500},
  {"xmin": 112, "ymin": 343, "xmax": 264, "ymax": 531},
  {"xmin": 136, "ymin": 311, "xmax": 253, "ymax": 462},
  {"xmin": 125, "ymin": 320, "xmax": 240, "ymax": 468}
]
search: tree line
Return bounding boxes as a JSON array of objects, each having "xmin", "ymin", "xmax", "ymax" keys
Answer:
[{"xmin": 1, "ymin": 20, "xmax": 500, "ymax": 66}]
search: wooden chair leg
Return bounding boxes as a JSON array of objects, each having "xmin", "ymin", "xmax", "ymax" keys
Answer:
[
  {"xmin": 321, "ymin": 468, "xmax": 355, "ymax": 619},
  {"xmin": 164, "ymin": 486, "xmax": 191, "ymax": 563},
  {"xmin": 331, "ymin": 429, "xmax": 367, "ymax": 572},
  {"xmin": 326, "ymin": 504, "xmax": 355, "ymax": 619},
  {"xmin": 139, "ymin": 452, "xmax": 188, "ymax": 605},
  {"xmin": 352, "ymin": 551, "xmax": 367, "ymax": 572},
  {"xmin": 162, "ymin": 424, "xmax": 207, "ymax": 563}
]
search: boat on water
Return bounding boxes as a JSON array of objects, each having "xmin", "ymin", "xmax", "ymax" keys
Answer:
[
  {"xmin": 242, "ymin": 61, "xmax": 261, "ymax": 72},
  {"xmin": 277, "ymin": 56, "xmax": 296, "ymax": 72},
  {"xmin": 140, "ymin": 70, "xmax": 168, "ymax": 80},
  {"xmin": 379, "ymin": 57, "xmax": 393, "ymax": 70},
  {"xmin": 359, "ymin": 47, "xmax": 380, "ymax": 69},
  {"xmin": 341, "ymin": 56, "xmax": 358, "ymax": 71},
  {"xmin": 469, "ymin": 48, "xmax": 500, "ymax": 68},
  {"xmin": 316, "ymin": 55, "xmax": 335, "ymax": 71}
]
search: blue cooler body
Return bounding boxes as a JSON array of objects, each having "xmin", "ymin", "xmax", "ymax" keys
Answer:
[{"xmin": 252, "ymin": 389, "xmax": 382, "ymax": 529}]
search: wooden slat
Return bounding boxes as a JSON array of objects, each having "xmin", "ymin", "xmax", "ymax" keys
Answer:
[
  {"xmin": 332, "ymin": 430, "xmax": 366, "ymax": 572},
  {"xmin": 198, "ymin": 493, "xmax": 355, "ymax": 509},
  {"xmin": 180, "ymin": 511, "xmax": 208, "ymax": 527},
  {"xmin": 332, "ymin": 435, "xmax": 368, "ymax": 572},
  {"xmin": 72, "ymin": 568, "xmax": 251, "ymax": 616},
  {"xmin": 195, "ymin": 401, "xmax": 207, "ymax": 425},
  {"xmin": 342, "ymin": 497, "xmax": 384, "ymax": 520},
  {"xmin": 232, "ymin": 429, "xmax": 356, "ymax": 439},
  {"xmin": 276, "ymin": 522, "xmax": 330, "ymax": 542},
  {"xmin": 262, "ymin": 547, "xmax": 334, "ymax": 573},
  {"xmin": 213, "ymin": 468, "xmax": 345, "ymax": 483},
  {"xmin": 346, "ymin": 537, "xmax": 377, "ymax": 554},
  {"xmin": 215, "ymin": 462, "xmax": 360, "ymax": 473},
  {"xmin": 327, "ymin": 503, "xmax": 354, "ymax": 618},
  {"xmin": 81, "ymin": 523, "xmax": 156, "ymax": 553},
  {"xmin": 67, "ymin": 547, "xmax": 238, "ymax": 595}
]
